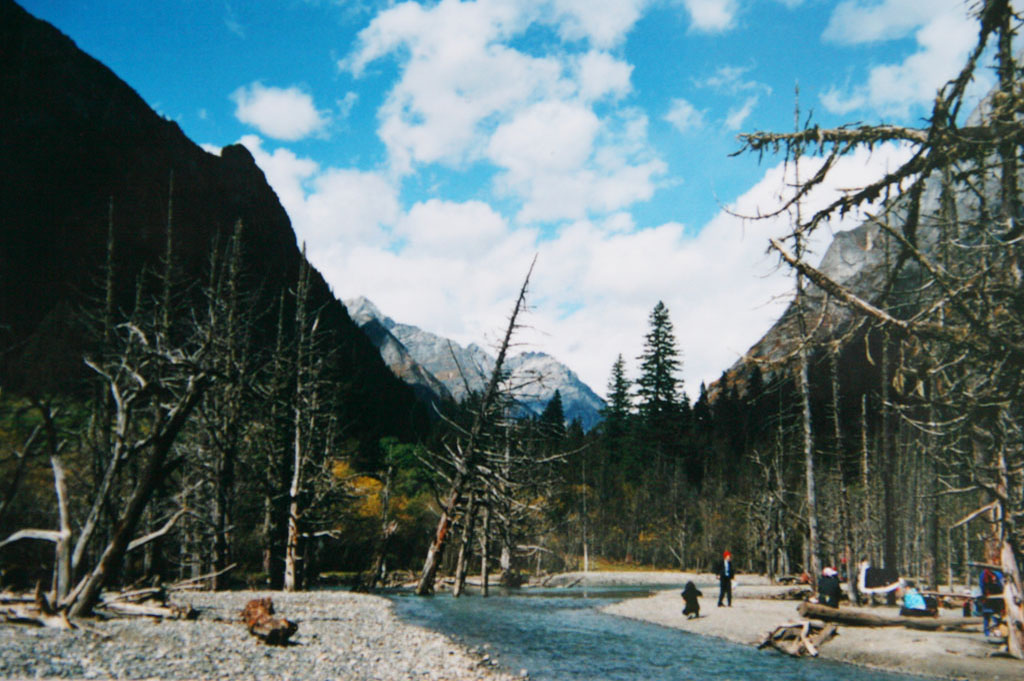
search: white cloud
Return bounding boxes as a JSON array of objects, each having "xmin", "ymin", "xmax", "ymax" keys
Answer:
[
  {"xmin": 823, "ymin": 0, "xmax": 939, "ymax": 45},
  {"xmin": 395, "ymin": 199, "xmax": 509, "ymax": 257},
  {"xmin": 698, "ymin": 64, "xmax": 771, "ymax": 95},
  {"xmin": 224, "ymin": 3, "xmax": 245, "ymax": 38},
  {"xmin": 488, "ymin": 100, "xmax": 601, "ymax": 176},
  {"xmin": 239, "ymin": 135, "xmax": 398, "ymax": 249},
  {"xmin": 575, "ymin": 51, "xmax": 633, "ymax": 102},
  {"xmin": 665, "ymin": 97, "xmax": 704, "ymax": 132},
  {"xmin": 488, "ymin": 104, "xmax": 665, "ymax": 223},
  {"xmin": 231, "ymin": 82, "xmax": 329, "ymax": 141},
  {"xmin": 820, "ymin": 0, "xmax": 984, "ymax": 119},
  {"xmin": 347, "ymin": 0, "xmax": 567, "ymax": 173},
  {"xmin": 725, "ymin": 96, "xmax": 757, "ymax": 130},
  {"xmin": 547, "ymin": 0, "xmax": 649, "ymax": 47},
  {"xmin": 343, "ymin": 0, "xmax": 661, "ymax": 223},
  {"xmin": 337, "ymin": 92, "xmax": 359, "ymax": 119},
  {"xmin": 680, "ymin": 0, "xmax": 739, "ymax": 33}
]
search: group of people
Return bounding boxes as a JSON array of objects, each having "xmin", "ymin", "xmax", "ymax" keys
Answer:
[{"xmin": 679, "ymin": 552, "xmax": 1008, "ymax": 635}]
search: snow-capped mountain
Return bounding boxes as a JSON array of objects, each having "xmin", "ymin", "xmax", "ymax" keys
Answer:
[{"xmin": 344, "ymin": 296, "xmax": 605, "ymax": 430}]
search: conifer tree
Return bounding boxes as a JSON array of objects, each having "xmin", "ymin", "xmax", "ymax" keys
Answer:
[
  {"xmin": 636, "ymin": 301, "xmax": 683, "ymax": 423},
  {"xmin": 539, "ymin": 390, "xmax": 566, "ymax": 440},
  {"xmin": 602, "ymin": 354, "xmax": 632, "ymax": 440}
]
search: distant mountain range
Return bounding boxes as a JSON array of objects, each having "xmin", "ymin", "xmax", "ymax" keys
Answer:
[{"xmin": 345, "ymin": 297, "xmax": 606, "ymax": 430}]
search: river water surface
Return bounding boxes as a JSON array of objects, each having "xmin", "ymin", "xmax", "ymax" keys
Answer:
[{"xmin": 391, "ymin": 586, "xmax": 941, "ymax": 681}]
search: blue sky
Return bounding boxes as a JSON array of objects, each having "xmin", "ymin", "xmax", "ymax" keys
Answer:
[{"xmin": 20, "ymin": 0, "xmax": 991, "ymax": 399}]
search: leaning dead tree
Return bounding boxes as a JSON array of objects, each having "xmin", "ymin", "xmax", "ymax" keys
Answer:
[
  {"xmin": 415, "ymin": 258, "xmax": 536, "ymax": 595},
  {"xmin": 0, "ymin": 318, "xmax": 212, "ymax": 617},
  {"xmin": 737, "ymin": 0, "xmax": 1024, "ymax": 658}
]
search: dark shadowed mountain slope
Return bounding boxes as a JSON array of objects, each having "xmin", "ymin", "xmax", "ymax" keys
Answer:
[{"xmin": 0, "ymin": 0, "xmax": 426, "ymax": 442}]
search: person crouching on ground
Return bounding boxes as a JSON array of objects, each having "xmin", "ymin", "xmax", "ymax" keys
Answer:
[{"xmin": 681, "ymin": 581, "xmax": 702, "ymax": 619}]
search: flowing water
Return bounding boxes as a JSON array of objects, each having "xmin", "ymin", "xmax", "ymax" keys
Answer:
[{"xmin": 391, "ymin": 586, "xmax": 940, "ymax": 681}]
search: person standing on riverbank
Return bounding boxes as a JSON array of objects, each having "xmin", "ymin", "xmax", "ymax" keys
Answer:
[{"xmin": 713, "ymin": 551, "xmax": 735, "ymax": 606}]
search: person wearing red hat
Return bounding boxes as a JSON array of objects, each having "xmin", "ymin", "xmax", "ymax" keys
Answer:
[{"xmin": 713, "ymin": 550, "xmax": 736, "ymax": 606}]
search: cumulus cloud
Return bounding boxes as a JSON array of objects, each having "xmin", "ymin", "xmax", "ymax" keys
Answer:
[
  {"xmin": 342, "ymin": 0, "xmax": 661, "ymax": 223},
  {"xmin": 820, "ymin": 0, "xmax": 985, "ymax": 119},
  {"xmin": 231, "ymin": 82, "xmax": 329, "ymax": 141},
  {"xmin": 575, "ymin": 51, "xmax": 633, "ymax": 102},
  {"xmin": 823, "ymin": 0, "xmax": 937, "ymax": 45},
  {"xmin": 680, "ymin": 0, "xmax": 739, "ymax": 33},
  {"xmin": 239, "ymin": 135, "xmax": 398, "ymax": 250},
  {"xmin": 488, "ymin": 104, "xmax": 665, "ymax": 223},
  {"xmin": 547, "ymin": 0, "xmax": 649, "ymax": 47},
  {"xmin": 664, "ymin": 98, "xmax": 704, "ymax": 133},
  {"xmin": 241, "ymin": 120, "xmax": 911, "ymax": 397}
]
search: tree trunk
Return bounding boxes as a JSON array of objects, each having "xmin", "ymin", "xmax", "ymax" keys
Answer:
[
  {"xmin": 416, "ymin": 477, "xmax": 462, "ymax": 595},
  {"xmin": 1000, "ymin": 541, "xmax": 1024, "ymax": 659},
  {"xmin": 480, "ymin": 503, "xmax": 490, "ymax": 597},
  {"xmin": 416, "ymin": 259, "xmax": 535, "ymax": 596},
  {"xmin": 453, "ymin": 492, "xmax": 477, "ymax": 598}
]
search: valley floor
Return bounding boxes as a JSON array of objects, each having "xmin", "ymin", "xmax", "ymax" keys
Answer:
[{"xmin": 587, "ymin": 570, "xmax": 1021, "ymax": 681}]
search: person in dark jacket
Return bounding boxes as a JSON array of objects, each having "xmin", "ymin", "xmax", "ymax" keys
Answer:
[
  {"xmin": 818, "ymin": 566, "xmax": 841, "ymax": 608},
  {"xmin": 681, "ymin": 581, "xmax": 703, "ymax": 619},
  {"xmin": 713, "ymin": 551, "xmax": 736, "ymax": 606}
]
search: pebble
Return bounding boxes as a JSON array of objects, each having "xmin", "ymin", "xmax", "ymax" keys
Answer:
[{"xmin": 0, "ymin": 591, "xmax": 520, "ymax": 681}]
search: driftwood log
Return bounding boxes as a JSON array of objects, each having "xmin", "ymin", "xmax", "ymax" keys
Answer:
[
  {"xmin": 797, "ymin": 602, "xmax": 983, "ymax": 631},
  {"xmin": 0, "ymin": 584, "xmax": 72, "ymax": 629},
  {"xmin": 98, "ymin": 599, "xmax": 197, "ymax": 619},
  {"xmin": 767, "ymin": 586, "xmax": 813, "ymax": 601},
  {"xmin": 759, "ymin": 620, "xmax": 837, "ymax": 657},
  {"xmin": 241, "ymin": 598, "xmax": 298, "ymax": 645}
]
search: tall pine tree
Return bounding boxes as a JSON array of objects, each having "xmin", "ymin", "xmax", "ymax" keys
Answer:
[{"xmin": 636, "ymin": 301, "xmax": 682, "ymax": 422}]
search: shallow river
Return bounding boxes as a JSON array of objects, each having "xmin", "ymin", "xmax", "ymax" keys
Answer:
[{"xmin": 391, "ymin": 586, "xmax": 940, "ymax": 681}]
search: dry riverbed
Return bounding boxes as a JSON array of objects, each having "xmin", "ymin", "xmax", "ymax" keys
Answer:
[{"xmin": 0, "ymin": 590, "xmax": 518, "ymax": 681}]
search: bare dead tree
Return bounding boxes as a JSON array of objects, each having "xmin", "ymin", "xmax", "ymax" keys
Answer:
[
  {"xmin": 736, "ymin": 0, "xmax": 1024, "ymax": 657},
  {"xmin": 415, "ymin": 257, "xmax": 537, "ymax": 595}
]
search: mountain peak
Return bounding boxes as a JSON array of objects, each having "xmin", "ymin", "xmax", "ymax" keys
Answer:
[{"xmin": 344, "ymin": 297, "xmax": 606, "ymax": 430}]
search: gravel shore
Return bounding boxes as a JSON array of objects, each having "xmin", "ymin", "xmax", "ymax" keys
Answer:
[{"xmin": 0, "ymin": 590, "xmax": 518, "ymax": 681}]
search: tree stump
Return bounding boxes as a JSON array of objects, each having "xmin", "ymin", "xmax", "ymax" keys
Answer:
[{"xmin": 240, "ymin": 598, "xmax": 297, "ymax": 645}]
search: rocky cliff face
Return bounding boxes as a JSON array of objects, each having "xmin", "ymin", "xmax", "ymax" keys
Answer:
[
  {"xmin": 724, "ymin": 135, "xmax": 959, "ymax": 402},
  {"xmin": 0, "ymin": 0, "xmax": 424, "ymax": 439},
  {"xmin": 344, "ymin": 296, "xmax": 606, "ymax": 430}
]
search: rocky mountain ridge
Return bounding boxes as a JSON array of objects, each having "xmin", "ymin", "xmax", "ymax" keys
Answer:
[
  {"xmin": 0, "ymin": 0, "xmax": 426, "ymax": 442},
  {"xmin": 345, "ymin": 296, "xmax": 606, "ymax": 430}
]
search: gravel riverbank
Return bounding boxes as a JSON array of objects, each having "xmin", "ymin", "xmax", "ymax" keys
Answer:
[
  {"xmin": 593, "ymin": 571, "xmax": 1023, "ymax": 681},
  {"xmin": 0, "ymin": 590, "xmax": 518, "ymax": 681}
]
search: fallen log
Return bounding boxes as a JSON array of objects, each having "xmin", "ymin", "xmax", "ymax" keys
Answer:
[
  {"xmin": 0, "ymin": 604, "xmax": 73, "ymax": 629},
  {"xmin": 241, "ymin": 597, "xmax": 298, "ymax": 645},
  {"xmin": 797, "ymin": 602, "xmax": 983, "ymax": 631},
  {"xmin": 767, "ymin": 587, "xmax": 813, "ymax": 601},
  {"xmin": 101, "ymin": 585, "xmax": 167, "ymax": 604},
  {"xmin": 98, "ymin": 599, "xmax": 197, "ymax": 620},
  {"xmin": 759, "ymin": 620, "xmax": 837, "ymax": 657}
]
